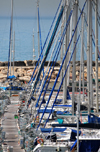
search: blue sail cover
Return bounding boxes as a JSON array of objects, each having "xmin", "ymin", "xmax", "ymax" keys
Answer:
[
  {"xmin": 5, "ymin": 86, "xmax": 24, "ymax": 90},
  {"xmin": 7, "ymin": 75, "xmax": 16, "ymax": 79},
  {"xmin": 38, "ymin": 109, "xmax": 54, "ymax": 113},
  {"xmin": 88, "ymin": 113, "xmax": 100, "ymax": 123},
  {"xmin": 40, "ymin": 127, "xmax": 66, "ymax": 133}
]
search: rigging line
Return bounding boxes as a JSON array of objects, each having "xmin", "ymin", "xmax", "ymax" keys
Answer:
[
  {"xmin": 33, "ymin": 36, "xmax": 60, "ymax": 113},
  {"xmin": 35, "ymin": 5, "xmax": 70, "ymax": 97},
  {"xmin": 7, "ymin": 20, "xmax": 12, "ymax": 77},
  {"xmin": 34, "ymin": 7, "xmax": 73, "ymax": 113},
  {"xmin": 78, "ymin": 5, "xmax": 88, "ymax": 59},
  {"xmin": 92, "ymin": 37, "xmax": 100, "ymax": 59},
  {"xmin": 37, "ymin": 31, "xmax": 61, "ymax": 96},
  {"xmin": 29, "ymin": 0, "xmax": 71, "ymax": 103},
  {"xmin": 27, "ymin": 0, "xmax": 63, "ymax": 87},
  {"xmin": 37, "ymin": 0, "xmax": 87, "ymax": 130},
  {"xmin": 35, "ymin": 32, "xmax": 61, "ymax": 94},
  {"xmin": 36, "ymin": 11, "xmax": 64, "ymax": 94},
  {"xmin": 38, "ymin": 7, "xmax": 42, "ymax": 58},
  {"xmin": 27, "ymin": 6, "xmax": 64, "ymax": 108},
  {"xmin": 81, "ymin": 5, "xmax": 100, "ymax": 57},
  {"xmin": 92, "ymin": 29, "xmax": 100, "ymax": 57},
  {"xmin": 77, "ymin": 26, "xmax": 87, "ymax": 57},
  {"xmin": 78, "ymin": 6, "xmax": 88, "ymax": 27},
  {"xmin": 35, "ymin": 30, "xmax": 65, "ymax": 113},
  {"xmin": 35, "ymin": 37, "xmax": 43, "ymax": 94},
  {"xmin": 36, "ymin": 8, "xmax": 73, "ymax": 126},
  {"xmin": 29, "ymin": 7, "xmax": 63, "ymax": 91},
  {"xmin": 44, "ymin": 34, "xmax": 80, "ymax": 127},
  {"xmin": 92, "ymin": 1, "xmax": 100, "ymax": 26},
  {"xmin": 43, "ymin": 0, "xmax": 63, "ymax": 53},
  {"xmin": 38, "ymin": 7, "xmax": 45, "ymax": 83},
  {"xmin": 7, "ymin": 7, "xmax": 13, "ymax": 78}
]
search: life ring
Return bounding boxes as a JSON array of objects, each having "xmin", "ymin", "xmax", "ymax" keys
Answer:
[{"xmin": 37, "ymin": 138, "xmax": 44, "ymax": 144}]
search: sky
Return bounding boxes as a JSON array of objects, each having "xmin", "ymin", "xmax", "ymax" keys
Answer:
[
  {"xmin": 0, "ymin": 0, "xmax": 100, "ymax": 18},
  {"xmin": 0, "ymin": 0, "xmax": 60, "ymax": 17}
]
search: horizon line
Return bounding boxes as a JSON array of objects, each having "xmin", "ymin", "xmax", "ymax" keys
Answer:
[{"xmin": 0, "ymin": 15, "xmax": 54, "ymax": 19}]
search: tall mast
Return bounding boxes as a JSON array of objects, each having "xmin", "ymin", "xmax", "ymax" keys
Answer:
[
  {"xmin": 10, "ymin": 0, "xmax": 13, "ymax": 75},
  {"xmin": 13, "ymin": 31, "xmax": 15, "ymax": 75},
  {"xmin": 82, "ymin": 14, "xmax": 85, "ymax": 102},
  {"xmin": 79, "ymin": 13, "xmax": 84, "ymax": 112},
  {"xmin": 67, "ymin": 9, "xmax": 72, "ymax": 86},
  {"xmin": 37, "ymin": 0, "xmax": 40, "ymax": 58},
  {"xmin": 90, "ymin": 0, "xmax": 93, "ymax": 108},
  {"xmin": 63, "ymin": 0, "xmax": 70, "ymax": 104},
  {"xmin": 72, "ymin": 0, "xmax": 78, "ymax": 116},
  {"xmin": 95, "ymin": 0, "xmax": 98, "ymax": 112},
  {"xmin": 33, "ymin": 30, "xmax": 36, "ymax": 67},
  {"xmin": 63, "ymin": 0, "xmax": 66, "ymax": 104},
  {"xmin": 87, "ymin": 0, "xmax": 91, "ymax": 114},
  {"xmin": 60, "ymin": 0, "xmax": 64, "ymax": 85}
]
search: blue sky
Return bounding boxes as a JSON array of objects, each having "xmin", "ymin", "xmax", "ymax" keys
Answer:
[{"xmin": 0, "ymin": 0, "xmax": 60, "ymax": 17}]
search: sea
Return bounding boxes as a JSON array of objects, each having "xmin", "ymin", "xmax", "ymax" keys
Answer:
[
  {"xmin": 0, "ymin": 16, "xmax": 54, "ymax": 62},
  {"xmin": 0, "ymin": 16, "xmax": 96, "ymax": 62}
]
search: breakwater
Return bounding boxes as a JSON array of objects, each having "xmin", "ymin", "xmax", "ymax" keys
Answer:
[{"xmin": 0, "ymin": 60, "xmax": 99, "ymax": 84}]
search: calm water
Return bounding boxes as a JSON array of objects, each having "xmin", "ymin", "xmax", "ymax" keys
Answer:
[
  {"xmin": 0, "ymin": 16, "xmax": 97, "ymax": 62},
  {"xmin": 0, "ymin": 17, "xmax": 54, "ymax": 62}
]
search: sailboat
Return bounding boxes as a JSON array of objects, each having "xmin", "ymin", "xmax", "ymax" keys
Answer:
[
  {"xmin": 15, "ymin": 0, "xmax": 100, "ymax": 152},
  {"xmin": 5, "ymin": 0, "xmax": 24, "ymax": 94}
]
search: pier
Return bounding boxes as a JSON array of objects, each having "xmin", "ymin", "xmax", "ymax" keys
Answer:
[{"xmin": 1, "ymin": 96, "xmax": 24, "ymax": 152}]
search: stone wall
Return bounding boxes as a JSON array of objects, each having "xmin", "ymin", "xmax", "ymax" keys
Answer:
[{"xmin": 0, "ymin": 60, "xmax": 98, "ymax": 84}]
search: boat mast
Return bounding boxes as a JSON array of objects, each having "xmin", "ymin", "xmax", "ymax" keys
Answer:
[
  {"xmin": 95, "ymin": 0, "xmax": 98, "ymax": 112},
  {"xmin": 82, "ymin": 14, "xmax": 85, "ymax": 102},
  {"xmin": 60, "ymin": 0, "xmax": 64, "ymax": 85},
  {"xmin": 79, "ymin": 13, "xmax": 84, "ymax": 112},
  {"xmin": 10, "ymin": 0, "xmax": 13, "ymax": 75},
  {"xmin": 37, "ymin": 0, "xmax": 40, "ymax": 58},
  {"xmin": 63, "ymin": 0, "xmax": 66, "ymax": 104},
  {"xmin": 13, "ymin": 31, "xmax": 15, "ymax": 75},
  {"xmin": 67, "ymin": 9, "xmax": 72, "ymax": 87},
  {"xmin": 87, "ymin": 0, "xmax": 91, "ymax": 114},
  {"xmin": 72, "ymin": 0, "xmax": 78, "ymax": 116},
  {"xmin": 63, "ymin": 0, "xmax": 70, "ymax": 104},
  {"xmin": 90, "ymin": 0, "xmax": 93, "ymax": 108},
  {"xmin": 33, "ymin": 30, "xmax": 36, "ymax": 67}
]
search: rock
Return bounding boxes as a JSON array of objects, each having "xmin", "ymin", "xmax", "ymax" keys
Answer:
[
  {"xmin": 51, "ymin": 74, "xmax": 56, "ymax": 79},
  {"xmin": 1, "ymin": 69, "xmax": 7, "ymax": 74},
  {"xmin": 54, "ymin": 67, "xmax": 60, "ymax": 71},
  {"xmin": 76, "ymin": 61, "xmax": 80, "ymax": 66},
  {"xmin": 76, "ymin": 71, "xmax": 79, "ymax": 76},
  {"xmin": 14, "ymin": 61, "xmax": 26, "ymax": 66},
  {"xmin": 24, "ymin": 60, "xmax": 28, "ymax": 66},
  {"xmin": 84, "ymin": 61, "xmax": 87, "ymax": 66},
  {"xmin": 0, "ymin": 62, "xmax": 5, "ymax": 66},
  {"xmin": 3, "ymin": 61, "xmax": 8, "ymax": 66},
  {"xmin": 54, "ymin": 71, "xmax": 58, "ymax": 76},
  {"xmin": 24, "ymin": 60, "xmax": 33, "ymax": 66},
  {"xmin": 0, "ymin": 74, "xmax": 7, "ymax": 79},
  {"xmin": 19, "ymin": 76, "xmax": 30, "ymax": 82},
  {"xmin": 18, "ymin": 72, "xmax": 24, "ymax": 77},
  {"xmin": 92, "ymin": 61, "xmax": 95, "ymax": 66}
]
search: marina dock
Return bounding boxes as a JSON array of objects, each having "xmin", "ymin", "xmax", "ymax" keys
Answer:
[{"xmin": 1, "ymin": 96, "xmax": 24, "ymax": 152}]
